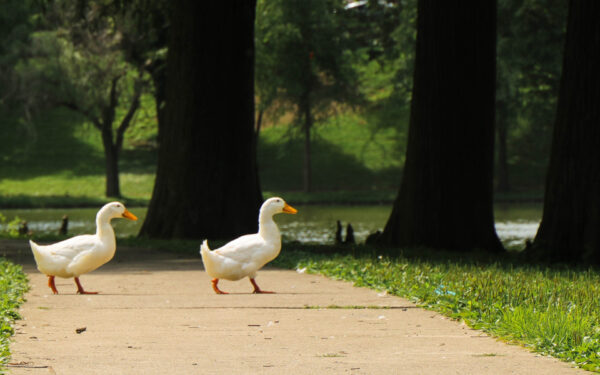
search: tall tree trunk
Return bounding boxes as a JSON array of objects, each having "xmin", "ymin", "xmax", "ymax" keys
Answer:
[
  {"xmin": 531, "ymin": 0, "xmax": 600, "ymax": 263},
  {"xmin": 380, "ymin": 0, "xmax": 503, "ymax": 253},
  {"xmin": 101, "ymin": 128, "xmax": 121, "ymax": 198},
  {"xmin": 139, "ymin": 0, "xmax": 262, "ymax": 239}
]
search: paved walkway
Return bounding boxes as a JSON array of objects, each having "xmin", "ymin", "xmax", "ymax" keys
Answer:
[{"xmin": 1, "ymin": 240, "xmax": 587, "ymax": 374}]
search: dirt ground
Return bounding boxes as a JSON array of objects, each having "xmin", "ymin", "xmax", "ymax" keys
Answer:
[{"xmin": 1, "ymin": 240, "xmax": 588, "ymax": 374}]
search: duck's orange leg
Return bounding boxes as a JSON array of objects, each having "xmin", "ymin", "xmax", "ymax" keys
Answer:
[
  {"xmin": 47, "ymin": 275, "xmax": 58, "ymax": 294},
  {"xmin": 212, "ymin": 278, "xmax": 228, "ymax": 294},
  {"xmin": 250, "ymin": 278, "xmax": 274, "ymax": 294},
  {"xmin": 74, "ymin": 277, "xmax": 98, "ymax": 295}
]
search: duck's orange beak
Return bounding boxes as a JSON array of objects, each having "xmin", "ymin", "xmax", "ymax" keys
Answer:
[
  {"xmin": 282, "ymin": 203, "xmax": 298, "ymax": 214},
  {"xmin": 122, "ymin": 209, "xmax": 138, "ymax": 221}
]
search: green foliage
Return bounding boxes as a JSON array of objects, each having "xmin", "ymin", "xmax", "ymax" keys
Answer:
[
  {"xmin": 0, "ymin": 0, "xmax": 40, "ymax": 106},
  {"xmin": 346, "ymin": 0, "xmax": 417, "ymax": 130},
  {"xmin": 275, "ymin": 248, "xmax": 600, "ymax": 371},
  {"xmin": 256, "ymin": 0, "xmax": 361, "ymax": 123},
  {"xmin": 0, "ymin": 258, "xmax": 29, "ymax": 367},
  {"xmin": 15, "ymin": 4, "xmax": 144, "ymax": 116},
  {"xmin": 0, "ymin": 213, "xmax": 24, "ymax": 238}
]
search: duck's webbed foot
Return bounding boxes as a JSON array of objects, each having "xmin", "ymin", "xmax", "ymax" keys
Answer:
[
  {"xmin": 74, "ymin": 277, "xmax": 98, "ymax": 295},
  {"xmin": 250, "ymin": 278, "xmax": 274, "ymax": 294},
  {"xmin": 48, "ymin": 275, "xmax": 58, "ymax": 294},
  {"xmin": 212, "ymin": 278, "xmax": 228, "ymax": 294}
]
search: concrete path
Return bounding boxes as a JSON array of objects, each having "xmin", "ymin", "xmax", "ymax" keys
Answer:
[{"xmin": 1, "ymin": 240, "xmax": 587, "ymax": 374}]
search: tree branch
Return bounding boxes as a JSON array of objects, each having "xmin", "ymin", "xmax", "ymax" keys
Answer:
[{"xmin": 57, "ymin": 100, "xmax": 102, "ymax": 130}]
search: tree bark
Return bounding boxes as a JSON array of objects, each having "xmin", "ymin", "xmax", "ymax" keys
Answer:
[
  {"xmin": 531, "ymin": 0, "xmax": 600, "ymax": 263},
  {"xmin": 139, "ymin": 0, "xmax": 262, "ymax": 239},
  {"xmin": 380, "ymin": 0, "xmax": 503, "ymax": 253}
]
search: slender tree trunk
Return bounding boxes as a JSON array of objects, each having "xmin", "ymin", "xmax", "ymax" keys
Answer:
[
  {"xmin": 380, "ymin": 0, "xmax": 503, "ymax": 253},
  {"xmin": 101, "ymin": 128, "xmax": 121, "ymax": 198},
  {"xmin": 139, "ymin": 0, "xmax": 262, "ymax": 239},
  {"xmin": 100, "ymin": 74, "xmax": 141, "ymax": 199},
  {"xmin": 255, "ymin": 108, "xmax": 264, "ymax": 136},
  {"xmin": 531, "ymin": 0, "xmax": 600, "ymax": 263}
]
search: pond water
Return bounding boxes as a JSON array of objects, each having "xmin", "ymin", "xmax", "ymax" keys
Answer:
[{"xmin": 1, "ymin": 203, "xmax": 541, "ymax": 249}]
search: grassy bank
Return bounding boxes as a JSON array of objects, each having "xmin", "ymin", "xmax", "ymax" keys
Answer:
[
  {"xmin": 0, "ymin": 107, "xmax": 156, "ymax": 208},
  {"xmin": 0, "ymin": 107, "xmax": 407, "ymax": 208},
  {"xmin": 272, "ymin": 246, "xmax": 600, "ymax": 372},
  {"xmin": 0, "ymin": 258, "xmax": 29, "ymax": 368},
  {"xmin": 0, "ymin": 106, "xmax": 544, "ymax": 208},
  {"xmin": 258, "ymin": 113, "xmax": 403, "ymax": 192}
]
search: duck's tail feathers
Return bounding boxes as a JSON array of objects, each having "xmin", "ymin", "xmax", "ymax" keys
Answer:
[
  {"xmin": 200, "ymin": 239, "xmax": 217, "ymax": 274},
  {"xmin": 200, "ymin": 239, "xmax": 211, "ymax": 256},
  {"xmin": 29, "ymin": 239, "xmax": 44, "ymax": 266}
]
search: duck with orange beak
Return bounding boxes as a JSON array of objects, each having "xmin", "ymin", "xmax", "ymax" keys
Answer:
[
  {"xmin": 200, "ymin": 197, "xmax": 298, "ymax": 294},
  {"xmin": 29, "ymin": 202, "xmax": 138, "ymax": 294}
]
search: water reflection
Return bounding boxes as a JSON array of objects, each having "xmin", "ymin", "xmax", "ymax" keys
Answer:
[
  {"xmin": 1, "ymin": 204, "xmax": 541, "ymax": 249},
  {"xmin": 495, "ymin": 221, "xmax": 539, "ymax": 249}
]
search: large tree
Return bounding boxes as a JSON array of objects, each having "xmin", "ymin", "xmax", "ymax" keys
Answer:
[
  {"xmin": 139, "ymin": 0, "xmax": 262, "ymax": 239},
  {"xmin": 14, "ymin": 1, "xmax": 146, "ymax": 198},
  {"xmin": 530, "ymin": 0, "xmax": 600, "ymax": 263},
  {"xmin": 379, "ymin": 0, "xmax": 503, "ymax": 252},
  {"xmin": 255, "ymin": 0, "xmax": 359, "ymax": 192}
]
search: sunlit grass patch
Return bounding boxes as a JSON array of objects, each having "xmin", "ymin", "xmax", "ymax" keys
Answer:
[{"xmin": 0, "ymin": 258, "xmax": 29, "ymax": 368}]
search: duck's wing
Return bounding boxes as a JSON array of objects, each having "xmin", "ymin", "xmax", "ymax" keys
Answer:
[
  {"xmin": 44, "ymin": 235, "xmax": 100, "ymax": 262},
  {"xmin": 213, "ymin": 234, "xmax": 265, "ymax": 265}
]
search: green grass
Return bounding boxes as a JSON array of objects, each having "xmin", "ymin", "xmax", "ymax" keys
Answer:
[
  {"xmin": 0, "ymin": 258, "xmax": 29, "ymax": 368},
  {"xmin": 272, "ymin": 247, "xmax": 600, "ymax": 372}
]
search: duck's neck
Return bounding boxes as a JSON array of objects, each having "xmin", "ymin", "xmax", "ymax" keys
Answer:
[
  {"xmin": 258, "ymin": 210, "xmax": 280, "ymax": 241},
  {"xmin": 95, "ymin": 214, "xmax": 116, "ymax": 245}
]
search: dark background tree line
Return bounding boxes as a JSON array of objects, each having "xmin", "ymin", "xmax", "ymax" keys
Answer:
[{"xmin": 1, "ymin": 0, "xmax": 598, "ymax": 263}]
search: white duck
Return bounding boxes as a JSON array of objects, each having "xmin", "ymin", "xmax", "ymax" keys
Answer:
[
  {"xmin": 29, "ymin": 202, "xmax": 137, "ymax": 294},
  {"xmin": 200, "ymin": 197, "xmax": 298, "ymax": 294}
]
